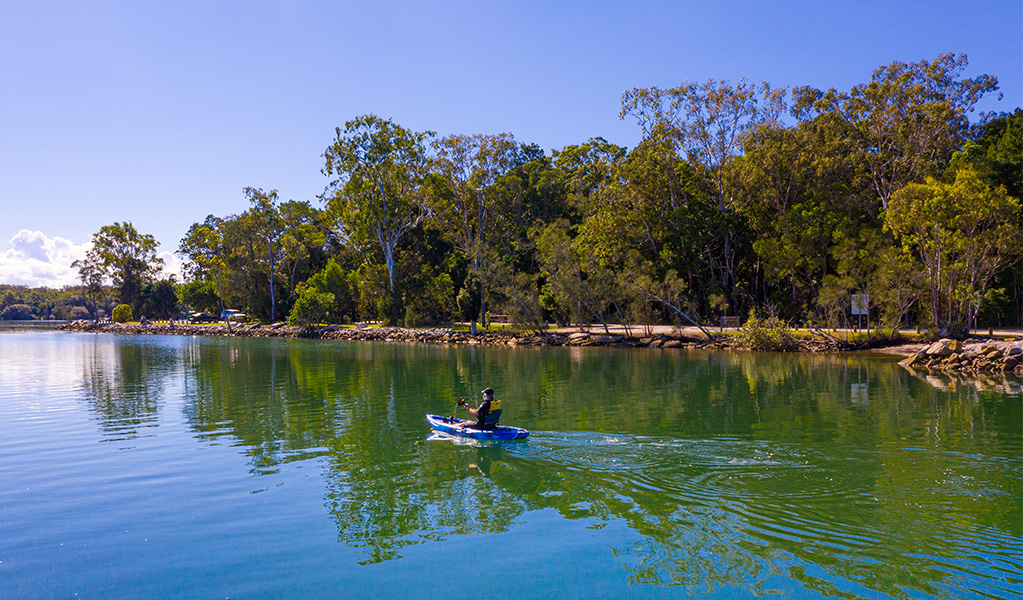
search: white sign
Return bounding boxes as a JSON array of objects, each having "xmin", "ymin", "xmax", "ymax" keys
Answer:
[{"xmin": 851, "ymin": 294, "xmax": 869, "ymax": 315}]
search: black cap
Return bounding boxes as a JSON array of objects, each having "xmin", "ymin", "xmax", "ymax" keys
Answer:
[{"xmin": 481, "ymin": 387, "xmax": 494, "ymax": 396}]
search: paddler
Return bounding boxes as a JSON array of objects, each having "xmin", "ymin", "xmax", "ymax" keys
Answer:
[{"xmin": 458, "ymin": 387, "xmax": 502, "ymax": 430}]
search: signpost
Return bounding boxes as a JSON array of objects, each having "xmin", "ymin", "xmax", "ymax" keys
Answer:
[{"xmin": 851, "ymin": 294, "xmax": 869, "ymax": 337}]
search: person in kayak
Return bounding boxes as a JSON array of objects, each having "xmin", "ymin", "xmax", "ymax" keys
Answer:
[{"xmin": 458, "ymin": 387, "xmax": 502, "ymax": 430}]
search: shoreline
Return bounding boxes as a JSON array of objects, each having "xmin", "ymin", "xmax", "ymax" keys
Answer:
[
  {"xmin": 55, "ymin": 321, "xmax": 1023, "ymax": 380},
  {"xmin": 56, "ymin": 320, "xmax": 880, "ymax": 350}
]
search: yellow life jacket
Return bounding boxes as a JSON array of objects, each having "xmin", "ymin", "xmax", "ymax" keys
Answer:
[{"xmin": 481, "ymin": 398, "xmax": 502, "ymax": 428}]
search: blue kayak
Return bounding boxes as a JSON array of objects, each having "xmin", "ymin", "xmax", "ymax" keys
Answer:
[{"xmin": 426, "ymin": 414, "xmax": 529, "ymax": 440}]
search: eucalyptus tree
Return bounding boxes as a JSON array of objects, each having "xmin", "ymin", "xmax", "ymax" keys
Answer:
[
  {"xmin": 428, "ymin": 132, "xmax": 520, "ymax": 329},
  {"xmin": 76, "ymin": 221, "xmax": 163, "ymax": 308},
  {"xmin": 244, "ymin": 187, "xmax": 285, "ymax": 322},
  {"xmin": 552, "ymin": 137, "xmax": 626, "ymax": 221},
  {"xmin": 620, "ymin": 79, "xmax": 783, "ymax": 293},
  {"xmin": 534, "ymin": 219, "xmax": 620, "ymax": 332},
  {"xmin": 70, "ymin": 251, "xmax": 107, "ymax": 315},
  {"xmin": 322, "ymin": 115, "xmax": 434, "ymax": 323},
  {"xmin": 797, "ymin": 53, "xmax": 998, "ymax": 216},
  {"xmin": 178, "ymin": 215, "xmax": 227, "ymax": 317},
  {"xmin": 738, "ymin": 113, "xmax": 864, "ymax": 316},
  {"xmin": 278, "ymin": 200, "xmax": 330, "ymax": 297},
  {"xmin": 885, "ymin": 166, "xmax": 1021, "ymax": 336}
]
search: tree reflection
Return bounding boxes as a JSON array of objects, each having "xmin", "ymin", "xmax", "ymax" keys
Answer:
[
  {"xmin": 173, "ymin": 338, "xmax": 1021, "ymax": 596},
  {"xmin": 78, "ymin": 335, "xmax": 177, "ymax": 442}
]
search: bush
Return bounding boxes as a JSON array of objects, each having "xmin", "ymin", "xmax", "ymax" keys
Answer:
[
  {"xmin": 179, "ymin": 280, "xmax": 221, "ymax": 314},
  {"xmin": 69, "ymin": 306, "xmax": 91, "ymax": 320},
  {"xmin": 732, "ymin": 309, "xmax": 799, "ymax": 351},
  {"xmin": 0, "ymin": 304, "xmax": 34, "ymax": 321},
  {"xmin": 112, "ymin": 304, "xmax": 133, "ymax": 323},
  {"xmin": 288, "ymin": 288, "xmax": 335, "ymax": 325}
]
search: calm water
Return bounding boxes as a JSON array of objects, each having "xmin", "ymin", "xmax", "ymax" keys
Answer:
[{"xmin": 0, "ymin": 332, "xmax": 1020, "ymax": 599}]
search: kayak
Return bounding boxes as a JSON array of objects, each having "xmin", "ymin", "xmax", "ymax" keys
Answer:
[{"xmin": 425, "ymin": 414, "xmax": 529, "ymax": 440}]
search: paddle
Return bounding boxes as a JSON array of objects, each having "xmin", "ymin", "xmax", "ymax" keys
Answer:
[{"xmin": 451, "ymin": 397, "xmax": 468, "ymax": 421}]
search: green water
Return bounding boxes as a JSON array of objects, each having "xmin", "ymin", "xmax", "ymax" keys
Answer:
[{"xmin": 1, "ymin": 332, "xmax": 1020, "ymax": 598}]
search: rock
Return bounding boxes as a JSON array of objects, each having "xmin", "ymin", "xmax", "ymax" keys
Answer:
[
  {"xmin": 900, "ymin": 352, "xmax": 925, "ymax": 367},
  {"xmin": 1004, "ymin": 357, "xmax": 1019, "ymax": 371},
  {"xmin": 925, "ymin": 341, "xmax": 953, "ymax": 357}
]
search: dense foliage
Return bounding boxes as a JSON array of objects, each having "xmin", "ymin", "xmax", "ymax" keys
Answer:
[{"xmin": 58, "ymin": 54, "xmax": 1022, "ymax": 335}]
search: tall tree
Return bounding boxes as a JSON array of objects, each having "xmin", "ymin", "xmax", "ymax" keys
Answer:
[
  {"xmin": 428, "ymin": 132, "xmax": 520, "ymax": 329},
  {"xmin": 621, "ymin": 79, "xmax": 782, "ymax": 293},
  {"xmin": 78, "ymin": 222, "xmax": 162, "ymax": 308},
  {"xmin": 322, "ymin": 115, "xmax": 433, "ymax": 322},
  {"xmin": 885, "ymin": 166, "xmax": 1021, "ymax": 336},
  {"xmin": 178, "ymin": 215, "xmax": 227, "ymax": 317},
  {"xmin": 244, "ymin": 187, "xmax": 285, "ymax": 323},
  {"xmin": 797, "ymin": 53, "xmax": 998, "ymax": 215},
  {"xmin": 70, "ymin": 251, "xmax": 107, "ymax": 317}
]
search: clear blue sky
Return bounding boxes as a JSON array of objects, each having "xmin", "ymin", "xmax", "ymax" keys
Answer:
[{"xmin": 1, "ymin": 0, "xmax": 1020, "ymax": 287}]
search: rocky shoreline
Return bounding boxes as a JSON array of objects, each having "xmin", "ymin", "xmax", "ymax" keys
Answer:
[
  {"xmin": 57, "ymin": 320, "xmax": 852, "ymax": 349},
  {"xmin": 897, "ymin": 339, "xmax": 1023, "ymax": 376},
  {"xmin": 57, "ymin": 321, "xmax": 1023, "ymax": 378}
]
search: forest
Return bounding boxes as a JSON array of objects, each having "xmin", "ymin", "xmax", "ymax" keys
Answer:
[{"xmin": 7, "ymin": 53, "xmax": 1021, "ymax": 339}]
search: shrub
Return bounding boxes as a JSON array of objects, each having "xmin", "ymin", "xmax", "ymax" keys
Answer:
[
  {"xmin": 288, "ymin": 288, "xmax": 335, "ymax": 325},
  {"xmin": 112, "ymin": 304, "xmax": 133, "ymax": 323},
  {"xmin": 732, "ymin": 309, "xmax": 799, "ymax": 351},
  {"xmin": 0, "ymin": 304, "xmax": 34, "ymax": 321},
  {"xmin": 69, "ymin": 306, "xmax": 91, "ymax": 320}
]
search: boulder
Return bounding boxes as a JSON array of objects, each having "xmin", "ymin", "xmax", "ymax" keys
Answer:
[
  {"xmin": 899, "ymin": 352, "xmax": 924, "ymax": 368},
  {"xmin": 925, "ymin": 341, "xmax": 953, "ymax": 357}
]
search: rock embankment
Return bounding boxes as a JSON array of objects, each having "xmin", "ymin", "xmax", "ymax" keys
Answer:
[
  {"xmin": 58, "ymin": 321, "xmax": 731, "ymax": 348},
  {"xmin": 898, "ymin": 339, "xmax": 1023, "ymax": 376},
  {"xmin": 57, "ymin": 321, "xmax": 1021, "ymax": 377}
]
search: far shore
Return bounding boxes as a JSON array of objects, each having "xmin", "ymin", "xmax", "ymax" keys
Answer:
[{"xmin": 55, "ymin": 319, "xmax": 1021, "ymax": 356}]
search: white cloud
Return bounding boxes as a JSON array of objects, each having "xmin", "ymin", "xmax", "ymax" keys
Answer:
[
  {"xmin": 0, "ymin": 230, "xmax": 182, "ymax": 288},
  {"xmin": 157, "ymin": 250, "xmax": 183, "ymax": 282},
  {"xmin": 0, "ymin": 230, "xmax": 90, "ymax": 288}
]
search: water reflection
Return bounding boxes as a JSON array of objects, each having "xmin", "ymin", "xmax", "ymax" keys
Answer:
[
  {"xmin": 77, "ymin": 335, "xmax": 180, "ymax": 444},
  {"xmin": 74, "ymin": 335, "xmax": 1023, "ymax": 597}
]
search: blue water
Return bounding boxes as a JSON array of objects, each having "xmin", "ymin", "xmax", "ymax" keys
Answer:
[{"xmin": 1, "ymin": 332, "xmax": 1020, "ymax": 599}]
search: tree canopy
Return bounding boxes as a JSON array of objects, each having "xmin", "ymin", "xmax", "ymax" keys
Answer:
[{"xmin": 45, "ymin": 53, "xmax": 1021, "ymax": 337}]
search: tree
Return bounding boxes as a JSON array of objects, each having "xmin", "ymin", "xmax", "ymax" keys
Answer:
[
  {"xmin": 179, "ymin": 280, "xmax": 221, "ymax": 314},
  {"xmin": 323, "ymin": 115, "xmax": 433, "ymax": 323},
  {"xmin": 885, "ymin": 166, "xmax": 1021, "ymax": 336},
  {"xmin": 621, "ymin": 78, "xmax": 782, "ymax": 292},
  {"xmin": 278, "ymin": 201, "xmax": 330, "ymax": 297},
  {"xmin": 288, "ymin": 258, "xmax": 357, "ymax": 325},
  {"xmin": 178, "ymin": 215, "xmax": 227, "ymax": 317},
  {"xmin": 70, "ymin": 252, "xmax": 106, "ymax": 314},
  {"xmin": 534, "ymin": 220, "xmax": 620, "ymax": 332},
  {"xmin": 800, "ymin": 53, "xmax": 999, "ymax": 215},
  {"xmin": 78, "ymin": 222, "xmax": 162, "ymax": 308},
  {"xmin": 0, "ymin": 304, "xmax": 34, "ymax": 320},
  {"xmin": 136, "ymin": 280, "xmax": 179, "ymax": 320},
  {"xmin": 428, "ymin": 132, "xmax": 520, "ymax": 330},
  {"xmin": 244, "ymin": 188, "xmax": 286, "ymax": 322}
]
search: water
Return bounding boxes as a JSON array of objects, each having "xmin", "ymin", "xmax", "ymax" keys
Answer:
[{"xmin": 0, "ymin": 332, "xmax": 1020, "ymax": 599}]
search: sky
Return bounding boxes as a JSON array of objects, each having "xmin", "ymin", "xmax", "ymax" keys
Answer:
[{"xmin": 1, "ymin": 0, "xmax": 1021, "ymax": 288}]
